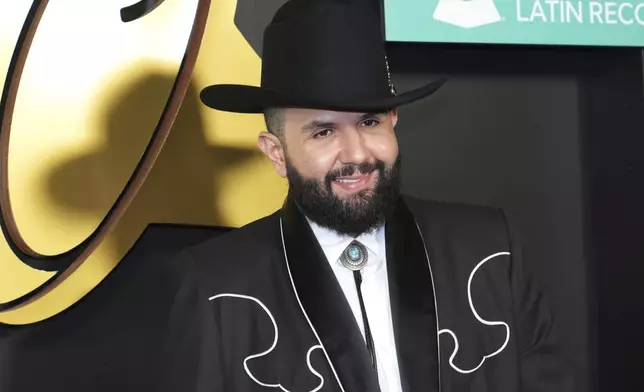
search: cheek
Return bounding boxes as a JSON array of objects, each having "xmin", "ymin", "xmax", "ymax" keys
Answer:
[
  {"xmin": 293, "ymin": 144, "xmax": 338, "ymax": 179},
  {"xmin": 369, "ymin": 132, "xmax": 399, "ymax": 163}
]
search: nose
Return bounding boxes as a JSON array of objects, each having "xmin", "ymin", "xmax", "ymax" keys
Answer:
[{"xmin": 337, "ymin": 128, "xmax": 368, "ymax": 165}]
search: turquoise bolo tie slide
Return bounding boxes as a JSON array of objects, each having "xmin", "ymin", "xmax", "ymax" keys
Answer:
[{"xmin": 340, "ymin": 241, "xmax": 368, "ymax": 271}]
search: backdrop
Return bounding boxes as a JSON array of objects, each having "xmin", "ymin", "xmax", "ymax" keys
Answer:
[
  {"xmin": 2, "ymin": 1, "xmax": 643, "ymax": 392},
  {"xmin": 0, "ymin": 0, "xmax": 287, "ymax": 325}
]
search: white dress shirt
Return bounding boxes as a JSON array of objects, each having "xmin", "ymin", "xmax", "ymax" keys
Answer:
[{"xmin": 307, "ymin": 219, "xmax": 403, "ymax": 392}]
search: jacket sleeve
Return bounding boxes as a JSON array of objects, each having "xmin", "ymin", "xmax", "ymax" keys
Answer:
[
  {"xmin": 503, "ymin": 211, "xmax": 576, "ymax": 392},
  {"xmin": 155, "ymin": 252, "xmax": 226, "ymax": 392}
]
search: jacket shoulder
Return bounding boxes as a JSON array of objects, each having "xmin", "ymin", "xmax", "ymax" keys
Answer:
[
  {"xmin": 401, "ymin": 194, "xmax": 515, "ymax": 253},
  {"xmin": 190, "ymin": 210, "xmax": 280, "ymax": 256},
  {"xmin": 402, "ymin": 194, "xmax": 507, "ymax": 227},
  {"xmin": 176, "ymin": 210, "xmax": 283, "ymax": 280},
  {"xmin": 403, "ymin": 194, "xmax": 524, "ymax": 274}
]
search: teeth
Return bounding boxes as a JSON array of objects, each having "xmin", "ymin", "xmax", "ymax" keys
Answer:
[{"xmin": 337, "ymin": 178, "xmax": 360, "ymax": 183}]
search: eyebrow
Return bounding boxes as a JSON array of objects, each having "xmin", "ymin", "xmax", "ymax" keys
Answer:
[
  {"xmin": 300, "ymin": 112, "xmax": 385, "ymax": 132},
  {"xmin": 301, "ymin": 120, "xmax": 336, "ymax": 132}
]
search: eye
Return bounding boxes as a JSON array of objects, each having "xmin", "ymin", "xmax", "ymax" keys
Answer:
[
  {"xmin": 313, "ymin": 128, "xmax": 333, "ymax": 139},
  {"xmin": 361, "ymin": 118, "xmax": 381, "ymax": 127}
]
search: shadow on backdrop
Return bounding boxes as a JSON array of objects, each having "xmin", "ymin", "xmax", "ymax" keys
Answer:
[
  {"xmin": 46, "ymin": 71, "xmax": 260, "ymax": 257},
  {"xmin": 0, "ymin": 71, "xmax": 253, "ymax": 391}
]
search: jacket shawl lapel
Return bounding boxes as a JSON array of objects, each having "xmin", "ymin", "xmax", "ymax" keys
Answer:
[
  {"xmin": 385, "ymin": 197, "xmax": 440, "ymax": 392},
  {"xmin": 280, "ymin": 198, "xmax": 380, "ymax": 392}
]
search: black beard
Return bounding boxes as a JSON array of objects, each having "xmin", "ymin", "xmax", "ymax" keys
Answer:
[{"xmin": 285, "ymin": 156, "xmax": 401, "ymax": 237}]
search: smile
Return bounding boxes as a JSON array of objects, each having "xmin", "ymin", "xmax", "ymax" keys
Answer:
[
  {"xmin": 336, "ymin": 178, "xmax": 363, "ymax": 183},
  {"xmin": 332, "ymin": 171, "xmax": 376, "ymax": 193}
]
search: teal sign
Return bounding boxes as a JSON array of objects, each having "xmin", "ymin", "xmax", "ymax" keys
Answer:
[{"xmin": 384, "ymin": 0, "xmax": 644, "ymax": 47}]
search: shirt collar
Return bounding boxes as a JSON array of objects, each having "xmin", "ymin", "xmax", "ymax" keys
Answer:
[{"xmin": 306, "ymin": 218, "xmax": 385, "ymax": 268}]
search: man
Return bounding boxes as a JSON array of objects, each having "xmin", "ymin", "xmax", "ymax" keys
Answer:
[{"xmin": 158, "ymin": 0, "xmax": 574, "ymax": 391}]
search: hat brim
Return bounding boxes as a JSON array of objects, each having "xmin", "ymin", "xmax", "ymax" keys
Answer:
[{"xmin": 199, "ymin": 78, "xmax": 447, "ymax": 114}]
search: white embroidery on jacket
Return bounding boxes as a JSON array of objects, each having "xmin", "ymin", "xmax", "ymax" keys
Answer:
[
  {"xmin": 209, "ymin": 293, "xmax": 325, "ymax": 392},
  {"xmin": 438, "ymin": 251, "xmax": 512, "ymax": 374}
]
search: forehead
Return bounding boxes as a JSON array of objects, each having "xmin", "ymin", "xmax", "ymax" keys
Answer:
[{"xmin": 282, "ymin": 108, "xmax": 379, "ymax": 127}]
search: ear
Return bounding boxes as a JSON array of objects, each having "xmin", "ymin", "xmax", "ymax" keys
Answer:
[
  {"xmin": 390, "ymin": 108, "xmax": 399, "ymax": 128},
  {"xmin": 257, "ymin": 131, "xmax": 287, "ymax": 177}
]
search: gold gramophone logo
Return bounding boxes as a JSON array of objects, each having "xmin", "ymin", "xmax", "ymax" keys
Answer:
[{"xmin": 0, "ymin": 0, "xmax": 288, "ymax": 325}]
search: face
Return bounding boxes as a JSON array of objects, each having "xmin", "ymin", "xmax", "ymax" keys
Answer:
[{"xmin": 258, "ymin": 108, "xmax": 401, "ymax": 237}]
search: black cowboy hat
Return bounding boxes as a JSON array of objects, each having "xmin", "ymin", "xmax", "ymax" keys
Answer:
[{"xmin": 199, "ymin": 0, "xmax": 446, "ymax": 114}]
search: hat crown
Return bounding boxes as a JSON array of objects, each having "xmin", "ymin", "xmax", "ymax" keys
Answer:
[
  {"xmin": 259, "ymin": 0, "xmax": 394, "ymax": 104},
  {"xmin": 198, "ymin": 0, "xmax": 445, "ymax": 114}
]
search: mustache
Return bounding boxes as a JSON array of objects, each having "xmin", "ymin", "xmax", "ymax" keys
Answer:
[{"xmin": 326, "ymin": 161, "xmax": 385, "ymax": 182}]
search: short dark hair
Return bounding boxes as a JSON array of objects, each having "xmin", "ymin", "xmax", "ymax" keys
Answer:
[{"xmin": 263, "ymin": 107, "xmax": 284, "ymax": 138}]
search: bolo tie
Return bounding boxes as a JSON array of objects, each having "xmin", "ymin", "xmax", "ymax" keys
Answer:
[{"xmin": 340, "ymin": 240, "xmax": 379, "ymax": 383}]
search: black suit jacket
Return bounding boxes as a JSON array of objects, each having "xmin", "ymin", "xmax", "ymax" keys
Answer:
[{"xmin": 157, "ymin": 195, "xmax": 574, "ymax": 392}]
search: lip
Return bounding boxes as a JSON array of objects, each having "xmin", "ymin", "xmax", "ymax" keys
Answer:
[{"xmin": 331, "ymin": 171, "xmax": 376, "ymax": 194}]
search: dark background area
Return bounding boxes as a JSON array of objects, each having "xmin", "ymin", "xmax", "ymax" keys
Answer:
[
  {"xmin": 387, "ymin": 42, "xmax": 644, "ymax": 392},
  {"xmin": 2, "ymin": 1, "xmax": 644, "ymax": 391}
]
